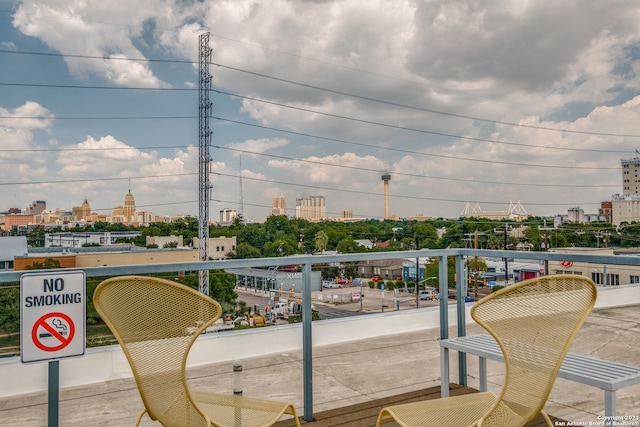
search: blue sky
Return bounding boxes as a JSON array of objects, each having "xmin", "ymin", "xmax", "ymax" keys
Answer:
[{"xmin": 1, "ymin": 0, "xmax": 640, "ymax": 222}]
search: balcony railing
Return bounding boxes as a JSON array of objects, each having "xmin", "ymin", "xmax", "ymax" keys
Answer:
[{"xmin": 1, "ymin": 248, "xmax": 640, "ymax": 422}]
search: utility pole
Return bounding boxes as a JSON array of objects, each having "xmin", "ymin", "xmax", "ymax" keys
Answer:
[
  {"xmin": 198, "ymin": 32, "xmax": 212, "ymax": 295},
  {"xmin": 539, "ymin": 219, "xmax": 553, "ymax": 275}
]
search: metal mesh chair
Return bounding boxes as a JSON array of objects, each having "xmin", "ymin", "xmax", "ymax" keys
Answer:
[
  {"xmin": 94, "ymin": 275, "xmax": 301, "ymax": 427},
  {"xmin": 376, "ymin": 274, "xmax": 597, "ymax": 427}
]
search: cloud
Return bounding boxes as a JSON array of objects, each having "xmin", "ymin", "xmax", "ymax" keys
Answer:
[
  {"xmin": 7, "ymin": 0, "xmax": 640, "ymax": 219},
  {"xmin": 12, "ymin": 0, "xmax": 177, "ymax": 87},
  {"xmin": 227, "ymin": 137, "xmax": 289, "ymax": 157}
]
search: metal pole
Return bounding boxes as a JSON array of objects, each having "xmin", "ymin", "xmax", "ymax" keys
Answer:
[
  {"xmin": 302, "ymin": 262, "xmax": 313, "ymax": 422},
  {"xmin": 233, "ymin": 360, "xmax": 243, "ymax": 427},
  {"xmin": 456, "ymin": 255, "xmax": 467, "ymax": 386},
  {"xmin": 416, "ymin": 257, "xmax": 419, "ymax": 309},
  {"xmin": 438, "ymin": 256, "xmax": 448, "ymax": 341},
  {"xmin": 48, "ymin": 360, "xmax": 59, "ymax": 427},
  {"xmin": 504, "ymin": 223, "xmax": 509, "ymax": 284}
]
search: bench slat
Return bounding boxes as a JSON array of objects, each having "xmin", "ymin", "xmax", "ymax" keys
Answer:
[{"xmin": 441, "ymin": 334, "xmax": 640, "ymax": 391}]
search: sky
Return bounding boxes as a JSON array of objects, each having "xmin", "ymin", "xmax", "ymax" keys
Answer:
[{"xmin": 1, "ymin": 0, "xmax": 640, "ymax": 222}]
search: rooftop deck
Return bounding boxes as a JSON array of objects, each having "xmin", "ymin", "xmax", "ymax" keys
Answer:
[
  {"xmin": 1, "ymin": 304, "xmax": 638, "ymax": 426},
  {"xmin": 273, "ymin": 385, "xmax": 563, "ymax": 426}
]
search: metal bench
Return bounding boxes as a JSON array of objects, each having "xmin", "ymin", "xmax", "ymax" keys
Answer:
[{"xmin": 440, "ymin": 334, "xmax": 640, "ymax": 417}]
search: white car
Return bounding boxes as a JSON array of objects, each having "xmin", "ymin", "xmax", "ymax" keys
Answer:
[{"xmin": 322, "ymin": 281, "xmax": 341, "ymax": 289}]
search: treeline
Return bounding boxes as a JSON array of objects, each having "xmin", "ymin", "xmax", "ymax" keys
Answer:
[
  {"xmin": 23, "ymin": 215, "xmax": 640, "ymax": 257},
  {"xmin": 0, "ymin": 271, "xmax": 238, "ymax": 336}
]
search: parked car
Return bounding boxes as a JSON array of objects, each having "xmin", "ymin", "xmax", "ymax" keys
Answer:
[
  {"xmin": 322, "ymin": 281, "xmax": 341, "ymax": 289},
  {"xmin": 464, "ymin": 296, "xmax": 475, "ymax": 302},
  {"xmin": 419, "ymin": 290, "xmax": 434, "ymax": 300}
]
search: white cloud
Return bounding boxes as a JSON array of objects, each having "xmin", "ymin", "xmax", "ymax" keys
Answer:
[
  {"xmin": 7, "ymin": 0, "xmax": 640, "ymax": 219},
  {"xmin": 227, "ymin": 138, "xmax": 289, "ymax": 157}
]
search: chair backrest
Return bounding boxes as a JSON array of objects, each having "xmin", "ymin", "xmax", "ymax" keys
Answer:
[
  {"xmin": 93, "ymin": 276, "xmax": 222, "ymax": 427},
  {"xmin": 471, "ymin": 274, "xmax": 596, "ymax": 426}
]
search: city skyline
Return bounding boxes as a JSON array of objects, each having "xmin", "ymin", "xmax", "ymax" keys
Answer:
[{"xmin": 1, "ymin": 1, "xmax": 640, "ymax": 221}]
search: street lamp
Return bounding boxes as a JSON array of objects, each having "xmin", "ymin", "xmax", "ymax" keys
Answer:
[{"xmin": 392, "ymin": 227, "xmax": 402, "ymax": 241}]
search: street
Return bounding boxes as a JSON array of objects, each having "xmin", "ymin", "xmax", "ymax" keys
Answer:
[{"xmin": 235, "ymin": 284, "xmax": 444, "ymax": 323}]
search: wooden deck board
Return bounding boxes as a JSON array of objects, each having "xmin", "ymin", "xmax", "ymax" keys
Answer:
[{"xmin": 275, "ymin": 384, "xmax": 565, "ymax": 427}]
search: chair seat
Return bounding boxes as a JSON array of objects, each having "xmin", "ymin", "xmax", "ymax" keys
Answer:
[
  {"xmin": 377, "ymin": 390, "xmax": 526, "ymax": 427},
  {"xmin": 379, "ymin": 392, "xmax": 496, "ymax": 427},
  {"xmin": 192, "ymin": 391, "xmax": 299, "ymax": 427}
]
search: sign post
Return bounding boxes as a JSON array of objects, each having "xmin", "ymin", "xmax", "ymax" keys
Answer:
[{"xmin": 21, "ymin": 270, "xmax": 86, "ymax": 427}]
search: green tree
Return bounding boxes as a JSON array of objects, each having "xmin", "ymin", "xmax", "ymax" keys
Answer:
[
  {"xmin": 228, "ymin": 242, "xmax": 262, "ymax": 259},
  {"xmin": 315, "ymin": 230, "xmax": 329, "ymax": 254},
  {"xmin": 0, "ymin": 285, "xmax": 20, "ymax": 333},
  {"xmin": 25, "ymin": 258, "xmax": 62, "ymax": 270},
  {"xmin": 336, "ymin": 236, "xmax": 366, "ymax": 253}
]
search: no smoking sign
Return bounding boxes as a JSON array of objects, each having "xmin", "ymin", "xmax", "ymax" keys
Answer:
[{"xmin": 21, "ymin": 271, "xmax": 85, "ymax": 363}]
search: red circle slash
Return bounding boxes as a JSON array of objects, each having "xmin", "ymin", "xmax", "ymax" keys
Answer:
[{"xmin": 32, "ymin": 312, "xmax": 75, "ymax": 352}]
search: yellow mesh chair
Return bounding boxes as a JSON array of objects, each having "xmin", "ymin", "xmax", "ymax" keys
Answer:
[
  {"xmin": 377, "ymin": 274, "xmax": 597, "ymax": 427},
  {"xmin": 94, "ymin": 276, "xmax": 301, "ymax": 427}
]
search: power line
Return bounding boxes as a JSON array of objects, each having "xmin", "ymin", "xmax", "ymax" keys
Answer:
[
  {"xmin": 212, "ymin": 63, "xmax": 640, "ymax": 139},
  {"xmin": 0, "ymin": 172, "xmax": 196, "ymax": 187},
  {"xmin": 215, "ymin": 145, "xmax": 618, "ymax": 188},
  {"xmin": 212, "ymin": 117, "xmax": 622, "ymax": 169},
  {"xmin": 2, "ymin": 48, "xmax": 639, "ymax": 139},
  {"xmin": 212, "ymin": 171, "xmax": 601, "ymax": 207},
  {"xmin": 0, "ymin": 109, "xmax": 624, "ymax": 171},
  {"xmin": 0, "ymin": 78, "xmax": 632, "ymax": 157}
]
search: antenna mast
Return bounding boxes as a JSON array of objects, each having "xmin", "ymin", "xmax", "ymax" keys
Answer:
[
  {"xmin": 198, "ymin": 32, "xmax": 212, "ymax": 295},
  {"xmin": 238, "ymin": 155, "xmax": 245, "ymax": 223}
]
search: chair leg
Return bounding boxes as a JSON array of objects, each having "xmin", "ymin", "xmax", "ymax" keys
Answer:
[
  {"xmin": 540, "ymin": 409, "xmax": 553, "ymax": 427},
  {"xmin": 376, "ymin": 409, "xmax": 392, "ymax": 427},
  {"xmin": 288, "ymin": 404, "xmax": 302, "ymax": 427},
  {"xmin": 134, "ymin": 409, "xmax": 148, "ymax": 427}
]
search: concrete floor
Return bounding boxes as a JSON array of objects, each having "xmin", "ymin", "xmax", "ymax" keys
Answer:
[{"xmin": 0, "ymin": 304, "xmax": 639, "ymax": 426}]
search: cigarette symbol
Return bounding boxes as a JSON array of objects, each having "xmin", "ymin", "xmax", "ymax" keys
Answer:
[{"xmin": 39, "ymin": 318, "xmax": 68, "ymax": 338}]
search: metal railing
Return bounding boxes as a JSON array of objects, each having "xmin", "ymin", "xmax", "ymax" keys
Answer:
[{"xmin": 2, "ymin": 248, "xmax": 640, "ymax": 421}]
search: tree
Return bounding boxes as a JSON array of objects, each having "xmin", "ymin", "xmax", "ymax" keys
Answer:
[
  {"xmin": 0, "ymin": 285, "xmax": 20, "ymax": 333},
  {"xmin": 336, "ymin": 237, "xmax": 366, "ymax": 254},
  {"xmin": 315, "ymin": 230, "xmax": 329, "ymax": 254},
  {"xmin": 25, "ymin": 258, "xmax": 62, "ymax": 270},
  {"xmin": 228, "ymin": 242, "xmax": 262, "ymax": 259}
]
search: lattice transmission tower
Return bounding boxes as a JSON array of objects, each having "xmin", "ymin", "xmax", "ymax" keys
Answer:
[{"xmin": 198, "ymin": 32, "xmax": 212, "ymax": 295}]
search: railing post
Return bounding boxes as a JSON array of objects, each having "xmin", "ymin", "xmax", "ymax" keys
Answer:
[
  {"xmin": 439, "ymin": 256, "xmax": 448, "ymax": 340},
  {"xmin": 456, "ymin": 255, "xmax": 467, "ymax": 386},
  {"xmin": 302, "ymin": 262, "xmax": 313, "ymax": 422}
]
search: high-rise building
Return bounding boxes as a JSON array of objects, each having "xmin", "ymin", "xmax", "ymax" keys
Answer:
[
  {"xmin": 219, "ymin": 208, "xmax": 237, "ymax": 224},
  {"xmin": 295, "ymin": 193, "xmax": 325, "ymax": 221},
  {"xmin": 123, "ymin": 190, "xmax": 135, "ymax": 223},
  {"xmin": 26, "ymin": 200, "xmax": 46, "ymax": 215},
  {"xmin": 622, "ymin": 157, "xmax": 640, "ymax": 196},
  {"xmin": 270, "ymin": 195, "xmax": 286, "ymax": 216},
  {"xmin": 612, "ymin": 157, "xmax": 640, "ymax": 225},
  {"xmin": 82, "ymin": 198, "xmax": 91, "ymax": 219},
  {"xmin": 72, "ymin": 198, "xmax": 92, "ymax": 220}
]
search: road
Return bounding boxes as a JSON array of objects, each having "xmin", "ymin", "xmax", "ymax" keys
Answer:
[{"xmin": 235, "ymin": 285, "xmax": 443, "ymax": 322}]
